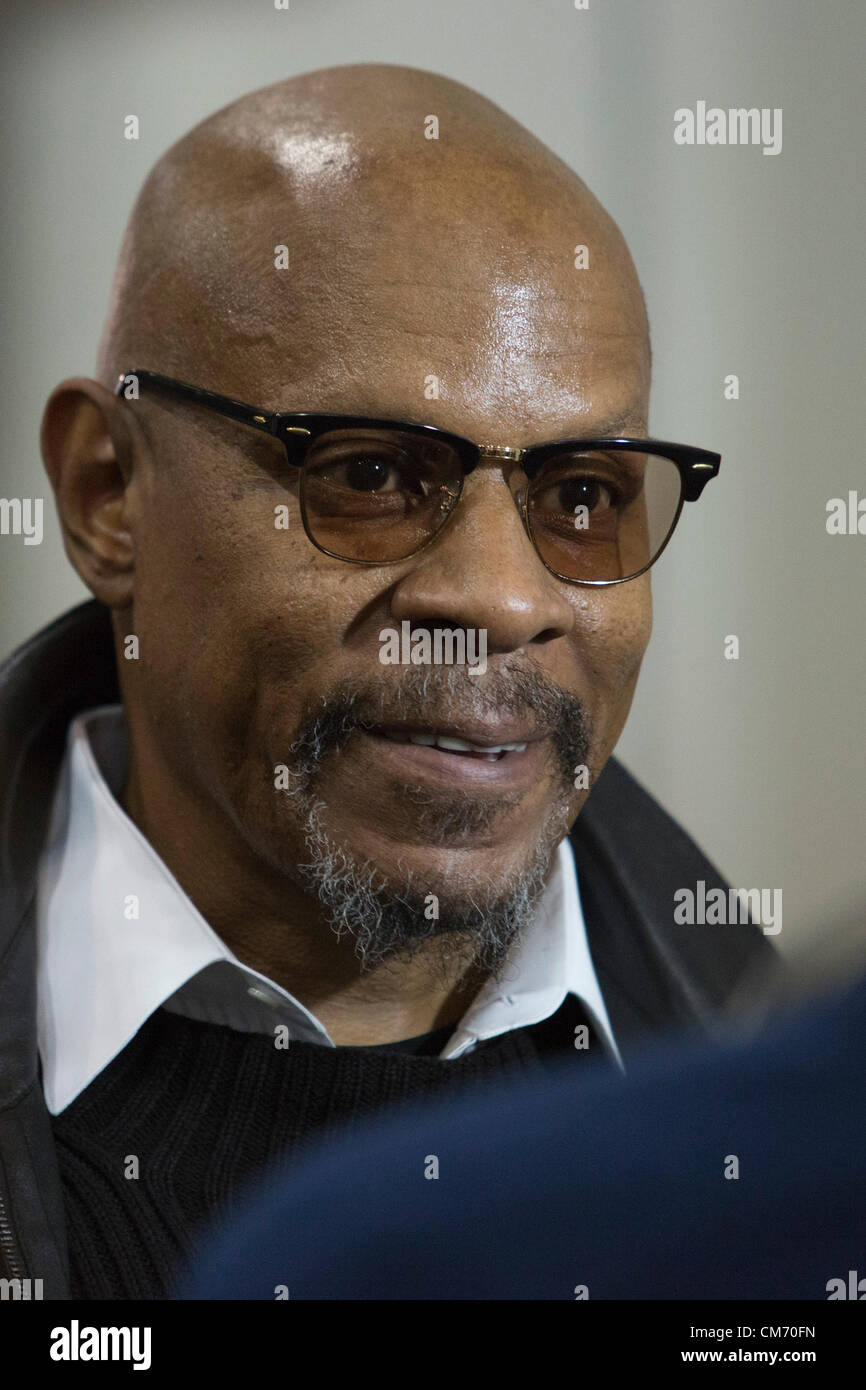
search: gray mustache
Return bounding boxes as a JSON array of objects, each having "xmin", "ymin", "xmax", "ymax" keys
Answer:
[{"xmin": 286, "ymin": 664, "xmax": 592, "ymax": 786}]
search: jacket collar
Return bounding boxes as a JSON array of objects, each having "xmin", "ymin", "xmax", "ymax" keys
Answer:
[{"xmin": 0, "ymin": 601, "xmax": 120, "ymax": 966}]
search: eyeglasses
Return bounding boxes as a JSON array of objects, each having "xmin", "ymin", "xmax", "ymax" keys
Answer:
[{"xmin": 115, "ymin": 369, "xmax": 721, "ymax": 586}]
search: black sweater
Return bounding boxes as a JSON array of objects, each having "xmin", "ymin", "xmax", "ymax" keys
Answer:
[{"xmin": 51, "ymin": 996, "xmax": 604, "ymax": 1299}]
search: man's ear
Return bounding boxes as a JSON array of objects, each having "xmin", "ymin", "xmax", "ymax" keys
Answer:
[{"xmin": 40, "ymin": 376, "xmax": 140, "ymax": 607}]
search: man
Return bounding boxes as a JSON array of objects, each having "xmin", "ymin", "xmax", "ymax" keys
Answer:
[{"xmin": 0, "ymin": 64, "xmax": 777, "ymax": 1300}]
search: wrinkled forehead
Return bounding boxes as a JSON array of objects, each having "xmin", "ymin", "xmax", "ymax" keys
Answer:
[{"xmin": 111, "ymin": 123, "xmax": 649, "ymax": 440}]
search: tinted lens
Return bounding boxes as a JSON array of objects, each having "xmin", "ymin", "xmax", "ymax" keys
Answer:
[
  {"xmin": 527, "ymin": 448, "xmax": 683, "ymax": 582},
  {"xmin": 300, "ymin": 428, "xmax": 463, "ymax": 562}
]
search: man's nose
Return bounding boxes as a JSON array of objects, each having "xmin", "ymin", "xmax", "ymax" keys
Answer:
[{"xmin": 389, "ymin": 470, "xmax": 575, "ymax": 653}]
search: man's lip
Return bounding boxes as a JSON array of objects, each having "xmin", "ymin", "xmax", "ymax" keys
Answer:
[
  {"xmin": 360, "ymin": 722, "xmax": 547, "ymax": 750},
  {"xmin": 355, "ymin": 725, "xmax": 549, "ymax": 789}
]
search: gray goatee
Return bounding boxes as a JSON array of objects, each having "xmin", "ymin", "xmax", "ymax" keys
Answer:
[{"xmin": 281, "ymin": 663, "xmax": 590, "ymax": 977}]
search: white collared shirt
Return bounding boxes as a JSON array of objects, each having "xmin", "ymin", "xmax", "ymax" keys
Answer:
[{"xmin": 36, "ymin": 706, "xmax": 621, "ymax": 1115}]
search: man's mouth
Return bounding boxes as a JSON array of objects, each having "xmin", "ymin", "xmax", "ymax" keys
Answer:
[
  {"xmin": 353, "ymin": 722, "xmax": 545, "ymax": 787},
  {"xmin": 376, "ymin": 727, "xmax": 529, "ymax": 762}
]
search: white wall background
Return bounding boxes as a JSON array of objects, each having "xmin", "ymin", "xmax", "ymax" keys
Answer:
[{"xmin": 1, "ymin": 0, "xmax": 864, "ymax": 954}]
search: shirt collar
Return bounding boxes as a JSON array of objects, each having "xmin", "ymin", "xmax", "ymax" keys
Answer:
[
  {"xmin": 447, "ymin": 834, "xmax": 622, "ymax": 1067},
  {"xmin": 36, "ymin": 706, "xmax": 620, "ymax": 1114}
]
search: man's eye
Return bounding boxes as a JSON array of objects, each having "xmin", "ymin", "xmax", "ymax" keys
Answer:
[
  {"xmin": 335, "ymin": 455, "xmax": 401, "ymax": 492},
  {"xmin": 563, "ymin": 476, "xmax": 614, "ymax": 512},
  {"xmin": 536, "ymin": 474, "xmax": 618, "ymax": 514}
]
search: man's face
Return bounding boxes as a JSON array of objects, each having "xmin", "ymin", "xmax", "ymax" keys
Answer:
[{"xmin": 116, "ymin": 149, "xmax": 652, "ymax": 947}]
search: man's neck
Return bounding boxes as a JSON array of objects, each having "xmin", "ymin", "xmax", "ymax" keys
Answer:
[{"xmin": 121, "ymin": 764, "xmax": 488, "ymax": 1046}]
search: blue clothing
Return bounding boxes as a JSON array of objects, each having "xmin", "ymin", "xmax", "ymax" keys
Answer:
[{"xmin": 180, "ymin": 974, "xmax": 866, "ymax": 1300}]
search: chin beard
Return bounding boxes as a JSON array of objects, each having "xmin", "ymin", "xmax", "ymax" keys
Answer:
[
  {"xmin": 292, "ymin": 795, "xmax": 570, "ymax": 981},
  {"xmin": 276, "ymin": 662, "xmax": 590, "ymax": 977}
]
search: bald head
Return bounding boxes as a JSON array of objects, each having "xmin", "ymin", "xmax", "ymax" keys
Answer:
[{"xmin": 97, "ymin": 63, "xmax": 649, "ymax": 437}]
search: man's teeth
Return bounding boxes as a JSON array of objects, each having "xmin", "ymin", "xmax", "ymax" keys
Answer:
[
  {"xmin": 380, "ymin": 729, "xmax": 527, "ymax": 754},
  {"xmin": 434, "ymin": 735, "xmax": 528, "ymax": 754}
]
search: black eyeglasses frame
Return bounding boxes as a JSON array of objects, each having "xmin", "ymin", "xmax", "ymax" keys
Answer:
[{"xmin": 115, "ymin": 368, "xmax": 721, "ymax": 586}]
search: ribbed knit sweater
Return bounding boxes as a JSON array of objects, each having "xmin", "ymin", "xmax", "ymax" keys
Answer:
[{"xmin": 51, "ymin": 997, "xmax": 602, "ymax": 1299}]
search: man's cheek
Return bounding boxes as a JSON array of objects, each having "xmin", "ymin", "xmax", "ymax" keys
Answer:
[
  {"xmin": 574, "ymin": 620, "xmax": 650, "ymax": 706},
  {"xmin": 576, "ymin": 599, "xmax": 651, "ymax": 753}
]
